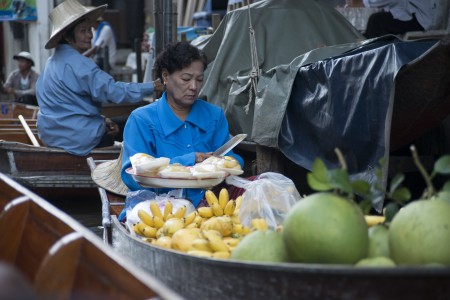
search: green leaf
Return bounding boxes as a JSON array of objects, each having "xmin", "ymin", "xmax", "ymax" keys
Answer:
[
  {"xmin": 358, "ymin": 199, "xmax": 372, "ymax": 215},
  {"xmin": 390, "ymin": 187, "xmax": 411, "ymax": 203},
  {"xmin": 389, "ymin": 173, "xmax": 405, "ymax": 194},
  {"xmin": 328, "ymin": 169, "xmax": 352, "ymax": 195},
  {"xmin": 311, "ymin": 158, "xmax": 328, "ymax": 182},
  {"xmin": 383, "ymin": 202, "xmax": 399, "ymax": 222},
  {"xmin": 434, "ymin": 155, "xmax": 450, "ymax": 175},
  {"xmin": 351, "ymin": 180, "xmax": 371, "ymax": 195},
  {"xmin": 442, "ymin": 181, "xmax": 450, "ymax": 192},
  {"xmin": 307, "ymin": 173, "xmax": 331, "ymax": 191}
]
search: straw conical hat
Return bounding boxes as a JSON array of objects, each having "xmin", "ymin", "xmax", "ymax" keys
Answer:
[
  {"xmin": 45, "ymin": 0, "xmax": 107, "ymax": 49},
  {"xmin": 91, "ymin": 148, "xmax": 128, "ymax": 196}
]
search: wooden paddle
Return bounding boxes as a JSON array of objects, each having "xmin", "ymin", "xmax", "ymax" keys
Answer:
[{"xmin": 18, "ymin": 114, "xmax": 40, "ymax": 146}]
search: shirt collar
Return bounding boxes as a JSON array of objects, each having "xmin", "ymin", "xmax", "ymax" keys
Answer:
[{"xmin": 157, "ymin": 93, "xmax": 208, "ymax": 136}]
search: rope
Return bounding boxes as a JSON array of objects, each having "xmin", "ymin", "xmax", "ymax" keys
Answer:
[{"xmin": 243, "ymin": 3, "xmax": 261, "ymax": 114}]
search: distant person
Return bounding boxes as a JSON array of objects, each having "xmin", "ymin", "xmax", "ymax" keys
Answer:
[
  {"xmin": 37, "ymin": 0, "xmax": 163, "ymax": 156},
  {"xmin": 84, "ymin": 15, "xmax": 117, "ymax": 70},
  {"xmin": 346, "ymin": 0, "xmax": 440, "ymax": 38},
  {"xmin": 3, "ymin": 51, "xmax": 39, "ymax": 105}
]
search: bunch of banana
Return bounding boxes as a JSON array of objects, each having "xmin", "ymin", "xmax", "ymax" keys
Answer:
[
  {"xmin": 132, "ymin": 200, "xmax": 198, "ymax": 239},
  {"xmin": 187, "ymin": 229, "xmax": 238, "ymax": 259}
]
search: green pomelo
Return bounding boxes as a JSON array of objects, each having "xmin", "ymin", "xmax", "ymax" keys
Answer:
[
  {"xmin": 355, "ymin": 256, "xmax": 396, "ymax": 267},
  {"xmin": 283, "ymin": 192, "xmax": 369, "ymax": 264},
  {"xmin": 367, "ymin": 224, "xmax": 390, "ymax": 258},
  {"xmin": 231, "ymin": 230, "xmax": 288, "ymax": 263},
  {"xmin": 389, "ymin": 199, "xmax": 450, "ymax": 265}
]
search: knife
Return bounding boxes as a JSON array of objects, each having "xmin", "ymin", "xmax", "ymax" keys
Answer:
[{"xmin": 212, "ymin": 134, "xmax": 247, "ymax": 157}]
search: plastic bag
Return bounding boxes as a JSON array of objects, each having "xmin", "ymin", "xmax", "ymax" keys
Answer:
[
  {"xmin": 234, "ymin": 172, "xmax": 302, "ymax": 229},
  {"xmin": 123, "ymin": 189, "xmax": 196, "ymax": 235}
]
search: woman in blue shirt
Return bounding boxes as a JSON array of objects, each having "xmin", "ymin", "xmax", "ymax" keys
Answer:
[
  {"xmin": 36, "ymin": 0, "xmax": 163, "ymax": 156},
  {"xmin": 121, "ymin": 42, "xmax": 244, "ymax": 207}
]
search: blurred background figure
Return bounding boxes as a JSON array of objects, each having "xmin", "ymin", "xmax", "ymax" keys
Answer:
[
  {"xmin": 2, "ymin": 51, "xmax": 39, "ymax": 105},
  {"xmin": 0, "ymin": 262, "xmax": 37, "ymax": 300},
  {"xmin": 84, "ymin": 15, "xmax": 117, "ymax": 71},
  {"xmin": 346, "ymin": 0, "xmax": 441, "ymax": 38}
]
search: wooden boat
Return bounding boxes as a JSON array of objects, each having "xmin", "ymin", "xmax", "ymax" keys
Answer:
[
  {"xmin": 87, "ymin": 157, "xmax": 450, "ymax": 300},
  {"xmin": 101, "ymin": 100, "xmax": 150, "ymax": 118},
  {"xmin": 0, "ymin": 172, "xmax": 182, "ymax": 300},
  {"xmin": 0, "ymin": 102, "xmax": 39, "ymax": 119},
  {"xmin": 0, "ymin": 141, "xmax": 120, "ymax": 200}
]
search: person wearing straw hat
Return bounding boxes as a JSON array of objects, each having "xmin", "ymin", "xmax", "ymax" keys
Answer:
[
  {"xmin": 36, "ymin": 0, "xmax": 164, "ymax": 156},
  {"xmin": 3, "ymin": 51, "xmax": 39, "ymax": 105},
  {"xmin": 120, "ymin": 42, "xmax": 244, "ymax": 207}
]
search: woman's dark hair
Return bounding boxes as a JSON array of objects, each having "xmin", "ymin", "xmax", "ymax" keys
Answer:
[
  {"xmin": 154, "ymin": 42, "xmax": 208, "ymax": 81},
  {"xmin": 60, "ymin": 18, "xmax": 87, "ymax": 45}
]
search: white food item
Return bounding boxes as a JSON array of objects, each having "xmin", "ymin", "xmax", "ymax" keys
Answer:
[
  {"xmin": 130, "ymin": 153, "xmax": 170, "ymax": 175},
  {"xmin": 158, "ymin": 164, "xmax": 194, "ymax": 179},
  {"xmin": 191, "ymin": 163, "xmax": 227, "ymax": 179}
]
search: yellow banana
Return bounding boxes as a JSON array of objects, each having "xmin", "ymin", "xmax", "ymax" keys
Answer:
[
  {"xmin": 218, "ymin": 188, "xmax": 229, "ymax": 209},
  {"xmin": 197, "ymin": 206, "xmax": 213, "ymax": 218},
  {"xmin": 184, "ymin": 211, "xmax": 197, "ymax": 226},
  {"xmin": 142, "ymin": 226, "xmax": 157, "ymax": 238},
  {"xmin": 251, "ymin": 218, "xmax": 268, "ymax": 231},
  {"xmin": 136, "ymin": 222, "xmax": 150, "ymax": 236},
  {"xmin": 165, "ymin": 213, "xmax": 174, "ymax": 220},
  {"xmin": 205, "ymin": 190, "xmax": 219, "ymax": 206},
  {"xmin": 190, "ymin": 238, "xmax": 213, "ymax": 252},
  {"xmin": 232, "ymin": 223, "xmax": 244, "ymax": 234},
  {"xmin": 163, "ymin": 201, "xmax": 173, "ymax": 221},
  {"xmin": 364, "ymin": 215, "xmax": 385, "ymax": 227},
  {"xmin": 153, "ymin": 236, "xmax": 172, "ymax": 249},
  {"xmin": 212, "ymin": 251, "xmax": 231, "ymax": 259},
  {"xmin": 235, "ymin": 195, "xmax": 243, "ymax": 210},
  {"xmin": 224, "ymin": 200, "xmax": 236, "ymax": 216},
  {"xmin": 222, "ymin": 237, "xmax": 240, "ymax": 247},
  {"xmin": 187, "ymin": 250, "xmax": 213, "ymax": 258},
  {"xmin": 138, "ymin": 209, "xmax": 154, "ymax": 227},
  {"xmin": 132, "ymin": 223, "xmax": 143, "ymax": 235},
  {"xmin": 242, "ymin": 226, "xmax": 251, "ymax": 235},
  {"xmin": 276, "ymin": 225, "xmax": 284, "ymax": 233},
  {"xmin": 153, "ymin": 216, "xmax": 165, "ymax": 229},
  {"xmin": 173, "ymin": 205, "xmax": 187, "ymax": 219},
  {"xmin": 203, "ymin": 230, "xmax": 229, "ymax": 252},
  {"xmin": 223, "ymin": 156, "xmax": 238, "ymax": 168},
  {"xmin": 185, "ymin": 222, "xmax": 199, "ymax": 229},
  {"xmin": 161, "ymin": 218, "xmax": 185, "ymax": 237},
  {"xmin": 150, "ymin": 201, "xmax": 164, "ymax": 220},
  {"xmin": 211, "ymin": 203, "xmax": 224, "ymax": 217},
  {"xmin": 230, "ymin": 213, "xmax": 240, "ymax": 224}
]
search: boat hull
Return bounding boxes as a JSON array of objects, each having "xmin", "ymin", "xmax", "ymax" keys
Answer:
[
  {"xmin": 0, "ymin": 141, "xmax": 119, "ymax": 199},
  {"xmin": 110, "ymin": 215, "xmax": 450, "ymax": 300}
]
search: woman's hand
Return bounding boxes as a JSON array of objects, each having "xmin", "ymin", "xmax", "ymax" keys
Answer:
[
  {"xmin": 153, "ymin": 78, "xmax": 165, "ymax": 92},
  {"xmin": 195, "ymin": 152, "xmax": 213, "ymax": 163},
  {"xmin": 105, "ymin": 118, "xmax": 119, "ymax": 137}
]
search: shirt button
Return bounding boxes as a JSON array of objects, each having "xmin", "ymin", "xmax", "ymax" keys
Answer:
[{"xmin": 187, "ymin": 144, "xmax": 191, "ymax": 148}]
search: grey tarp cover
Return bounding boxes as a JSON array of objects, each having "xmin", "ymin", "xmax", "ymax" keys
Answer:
[
  {"xmin": 279, "ymin": 38, "xmax": 436, "ymax": 207},
  {"xmin": 199, "ymin": 0, "xmax": 364, "ymax": 142},
  {"xmin": 198, "ymin": 0, "xmax": 439, "ymax": 209}
]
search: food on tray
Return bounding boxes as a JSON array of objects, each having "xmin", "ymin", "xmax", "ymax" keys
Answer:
[
  {"xmin": 200, "ymin": 156, "xmax": 244, "ymax": 175},
  {"xmin": 130, "ymin": 153, "xmax": 170, "ymax": 176},
  {"xmin": 191, "ymin": 162, "xmax": 227, "ymax": 179},
  {"xmin": 158, "ymin": 163, "xmax": 194, "ymax": 179}
]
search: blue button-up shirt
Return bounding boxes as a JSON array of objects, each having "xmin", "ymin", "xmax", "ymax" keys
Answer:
[
  {"xmin": 36, "ymin": 44, "xmax": 155, "ymax": 156},
  {"xmin": 121, "ymin": 93, "xmax": 244, "ymax": 206}
]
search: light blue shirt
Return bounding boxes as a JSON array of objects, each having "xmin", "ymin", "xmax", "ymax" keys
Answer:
[
  {"xmin": 36, "ymin": 44, "xmax": 155, "ymax": 156},
  {"xmin": 121, "ymin": 93, "xmax": 244, "ymax": 207}
]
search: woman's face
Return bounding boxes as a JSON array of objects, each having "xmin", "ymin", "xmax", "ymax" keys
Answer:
[
  {"xmin": 67, "ymin": 20, "xmax": 93, "ymax": 53},
  {"xmin": 163, "ymin": 60, "xmax": 204, "ymax": 110}
]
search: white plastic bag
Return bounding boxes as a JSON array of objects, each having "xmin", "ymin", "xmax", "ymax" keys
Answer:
[{"xmin": 234, "ymin": 172, "xmax": 302, "ymax": 229}]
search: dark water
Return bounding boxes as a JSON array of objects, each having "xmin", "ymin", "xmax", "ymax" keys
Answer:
[{"xmin": 48, "ymin": 195, "xmax": 104, "ymax": 238}]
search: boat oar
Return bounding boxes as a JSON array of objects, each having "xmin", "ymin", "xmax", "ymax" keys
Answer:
[{"xmin": 18, "ymin": 114, "xmax": 40, "ymax": 147}]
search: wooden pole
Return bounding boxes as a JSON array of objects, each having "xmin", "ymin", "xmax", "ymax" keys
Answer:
[{"xmin": 18, "ymin": 114, "xmax": 40, "ymax": 146}]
